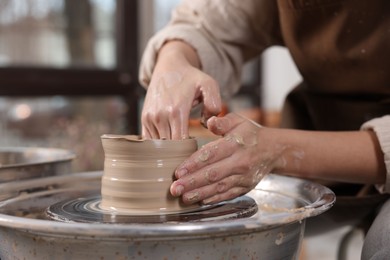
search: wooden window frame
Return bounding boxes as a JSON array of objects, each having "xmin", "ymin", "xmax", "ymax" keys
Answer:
[{"xmin": 0, "ymin": 0, "xmax": 139, "ymax": 133}]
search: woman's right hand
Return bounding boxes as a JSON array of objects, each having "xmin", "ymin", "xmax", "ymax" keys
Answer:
[{"xmin": 141, "ymin": 41, "xmax": 222, "ymax": 140}]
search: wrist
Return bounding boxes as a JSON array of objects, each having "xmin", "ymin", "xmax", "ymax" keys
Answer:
[
  {"xmin": 256, "ymin": 127, "xmax": 304, "ymax": 174},
  {"xmin": 156, "ymin": 40, "xmax": 201, "ymax": 70}
]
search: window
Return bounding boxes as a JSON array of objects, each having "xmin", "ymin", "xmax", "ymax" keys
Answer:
[{"xmin": 0, "ymin": 0, "xmax": 139, "ymax": 172}]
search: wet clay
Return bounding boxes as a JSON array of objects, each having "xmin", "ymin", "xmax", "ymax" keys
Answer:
[{"xmin": 100, "ymin": 134, "xmax": 199, "ymax": 214}]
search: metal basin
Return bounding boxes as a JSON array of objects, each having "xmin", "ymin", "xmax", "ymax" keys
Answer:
[
  {"xmin": 0, "ymin": 172, "xmax": 335, "ymax": 260},
  {"xmin": 0, "ymin": 147, "xmax": 75, "ymax": 183},
  {"xmin": 0, "ymin": 147, "xmax": 75, "ymax": 200}
]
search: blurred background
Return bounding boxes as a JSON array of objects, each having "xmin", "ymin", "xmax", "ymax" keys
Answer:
[{"xmin": 0, "ymin": 0, "xmax": 301, "ymax": 172}]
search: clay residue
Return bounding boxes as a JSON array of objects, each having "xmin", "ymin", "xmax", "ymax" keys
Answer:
[
  {"xmin": 198, "ymin": 149, "xmax": 210, "ymax": 162},
  {"xmin": 275, "ymin": 232, "xmax": 285, "ymax": 245}
]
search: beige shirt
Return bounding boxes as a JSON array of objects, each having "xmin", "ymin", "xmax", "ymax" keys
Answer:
[{"xmin": 139, "ymin": 0, "xmax": 390, "ymax": 192}]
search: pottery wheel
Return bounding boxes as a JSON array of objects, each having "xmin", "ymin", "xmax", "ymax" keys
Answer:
[{"xmin": 45, "ymin": 195, "xmax": 258, "ymax": 224}]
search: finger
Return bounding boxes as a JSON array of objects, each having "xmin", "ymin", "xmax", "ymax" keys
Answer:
[
  {"xmin": 207, "ymin": 113, "xmax": 245, "ymax": 136},
  {"xmin": 154, "ymin": 112, "xmax": 171, "ymax": 139},
  {"xmin": 149, "ymin": 125, "xmax": 160, "ymax": 139},
  {"xmin": 171, "ymin": 159, "xmax": 255, "ymax": 197},
  {"xmin": 171, "ymin": 164, "xmax": 225, "ymax": 197},
  {"xmin": 170, "ymin": 109, "xmax": 190, "ymax": 140},
  {"xmin": 174, "ymin": 137, "xmax": 237, "ymax": 178},
  {"xmin": 142, "ymin": 125, "xmax": 152, "ymax": 139},
  {"xmin": 200, "ymin": 78, "xmax": 222, "ymax": 126},
  {"xmin": 201, "ymin": 78, "xmax": 222, "ymax": 116},
  {"xmin": 180, "ymin": 175, "xmax": 250, "ymax": 205},
  {"xmin": 202, "ymin": 186, "xmax": 249, "ymax": 205},
  {"xmin": 141, "ymin": 113, "xmax": 160, "ymax": 139}
]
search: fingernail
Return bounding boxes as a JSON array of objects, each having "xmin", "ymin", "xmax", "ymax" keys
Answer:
[
  {"xmin": 175, "ymin": 185, "xmax": 184, "ymax": 196},
  {"xmin": 176, "ymin": 168, "xmax": 188, "ymax": 178},
  {"xmin": 214, "ymin": 118, "xmax": 223, "ymax": 131}
]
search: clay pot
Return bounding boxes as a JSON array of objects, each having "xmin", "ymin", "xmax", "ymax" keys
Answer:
[{"xmin": 100, "ymin": 135, "xmax": 198, "ymax": 214}]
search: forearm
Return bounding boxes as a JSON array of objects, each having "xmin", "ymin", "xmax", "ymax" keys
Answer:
[
  {"xmin": 170, "ymin": 114, "xmax": 387, "ymax": 205},
  {"xmin": 266, "ymin": 128, "xmax": 386, "ymax": 184}
]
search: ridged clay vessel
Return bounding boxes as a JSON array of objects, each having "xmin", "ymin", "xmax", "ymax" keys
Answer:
[{"xmin": 100, "ymin": 134, "xmax": 199, "ymax": 214}]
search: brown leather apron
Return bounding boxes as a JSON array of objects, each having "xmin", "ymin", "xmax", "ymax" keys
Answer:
[{"xmin": 275, "ymin": 0, "xmax": 390, "ymax": 235}]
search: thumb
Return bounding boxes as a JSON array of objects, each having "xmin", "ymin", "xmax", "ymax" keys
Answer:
[
  {"xmin": 200, "ymin": 81, "xmax": 222, "ymax": 127},
  {"xmin": 207, "ymin": 113, "xmax": 247, "ymax": 135}
]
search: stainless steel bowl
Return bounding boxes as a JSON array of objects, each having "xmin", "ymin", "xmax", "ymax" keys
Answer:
[
  {"xmin": 0, "ymin": 147, "xmax": 75, "ymax": 182},
  {"xmin": 0, "ymin": 172, "xmax": 335, "ymax": 260},
  {"xmin": 0, "ymin": 147, "xmax": 75, "ymax": 200}
]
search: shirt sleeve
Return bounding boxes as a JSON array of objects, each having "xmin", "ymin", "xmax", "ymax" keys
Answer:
[
  {"xmin": 361, "ymin": 115, "xmax": 390, "ymax": 193},
  {"xmin": 138, "ymin": 0, "xmax": 282, "ymax": 100}
]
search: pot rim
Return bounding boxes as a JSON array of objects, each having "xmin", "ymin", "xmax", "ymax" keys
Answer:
[{"xmin": 101, "ymin": 134, "xmax": 197, "ymax": 143}]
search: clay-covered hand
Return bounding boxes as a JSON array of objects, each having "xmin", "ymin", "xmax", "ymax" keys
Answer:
[
  {"xmin": 141, "ymin": 43, "xmax": 222, "ymax": 140},
  {"xmin": 170, "ymin": 113, "xmax": 285, "ymax": 205}
]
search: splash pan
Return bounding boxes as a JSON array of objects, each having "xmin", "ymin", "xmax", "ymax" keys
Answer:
[
  {"xmin": 0, "ymin": 172, "xmax": 335, "ymax": 230},
  {"xmin": 0, "ymin": 172, "xmax": 335, "ymax": 260}
]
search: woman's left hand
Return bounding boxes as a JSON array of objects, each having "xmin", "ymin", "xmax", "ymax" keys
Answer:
[{"xmin": 170, "ymin": 113, "xmax": 284, "ymax": 205}]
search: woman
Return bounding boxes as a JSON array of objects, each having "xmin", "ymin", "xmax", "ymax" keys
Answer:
[{"xmin": 139, "ymin": 1, "xmax": 390, "ymax": 258}]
